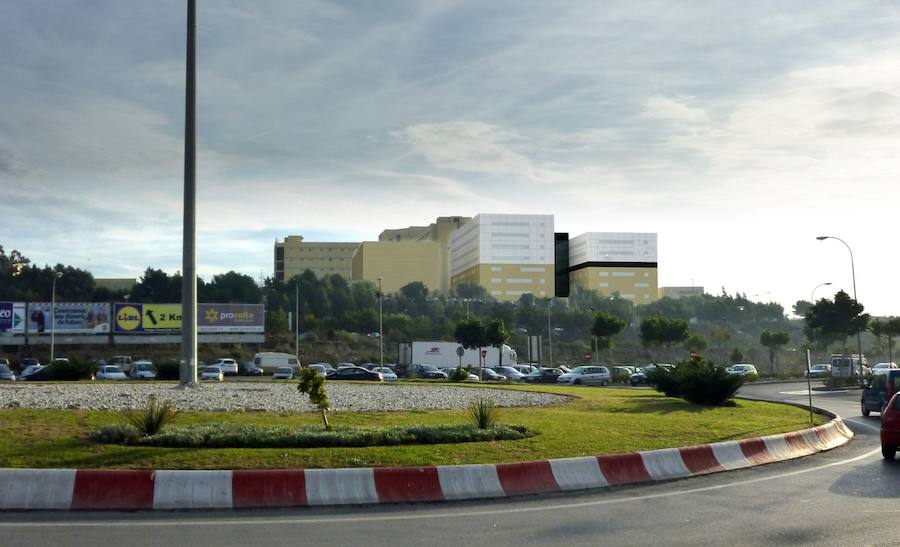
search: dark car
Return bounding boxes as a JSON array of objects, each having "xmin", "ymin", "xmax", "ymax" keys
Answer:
[
  {"xmin": 861, "ymin": 370, "xmax": 900, "ymax": 416},
  {"xmin": 522, "ymin": 367, "xmax": 563, "ymax": 383},
  {"xmin": 407, "ymin": 363, "xmax": 449, "ymax": 380},
  {"xmin": 630, "ymin": 364, "xmax": 673, "ymax": 386},
  {"xmin": 17, "ymin": 357, "xmax": 40, "ymax": 375},
  {"xmin": 239, "ymin": 361, "xmax": 264, "ymax": 376},
  {"xmin": 329, "ymin": 366, "xmax": 383, "ymax": 382},
  {"xmin": 478, "ymin": 367, "xmax": 506, "ymax": 381}
]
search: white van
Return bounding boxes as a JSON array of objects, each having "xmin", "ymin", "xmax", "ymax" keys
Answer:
[{"xmin": 253, "ymin": 352, "xmax": 299, "ymax": 373}]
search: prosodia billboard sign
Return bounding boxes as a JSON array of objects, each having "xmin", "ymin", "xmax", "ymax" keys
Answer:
[{"xmin": 114, "ymin": 303, "xmax": 264, "ymax": 333}]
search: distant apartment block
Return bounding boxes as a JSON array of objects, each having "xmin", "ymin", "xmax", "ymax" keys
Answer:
[
  {"xmin": 659, "ymin": 286, "xmax": 704, "ymax": 299},
  {"xmin": 568, "ymin": 232, "xmax": 658, "ymax": 302},
  {"xmin": 450, "ymin": 214, "xmax": 556, "ymax": 302},
  {"xmin": 274, "ymin": 235, "xmax": 359, "ymax": 283},
  {"xmin": 378, "ymin": 216, "xmax": 470, "ymax": 292}
]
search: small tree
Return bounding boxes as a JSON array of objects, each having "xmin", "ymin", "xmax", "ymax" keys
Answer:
[
  {"xmin": 683, "ymin": 333, "xmax": 710, "ymax": 355},
  {"xmin": 729, "ymin": 347, "xmax": 744, "ymax": 363},
  {"xmin": 455, "ymin": 318, "xmax": 488, "ymax": 376},
  {"xmin": 484, "ymin": 318, "xmax": 510, "ymax": 366},
  {"xmin": 591, "ymin": 311, "xmax": 626, "ymax": 360},
  {"xmin": 640, "ymin": 316, "xmax": 690, "ymax": 362},
  {"xmin": 297, "ymin": 368, "xmax": 330, "ymax": 431},
  {"xmin": 805, "ymin": 290, "xmax": 870, "ymax": 363},
  {"xmin": 871, "ymin": 318, "xmax": 900, "ymax": 365},
  {"xmin": 760, "ymin": 330, "xmax": 790, "ymax": 373}
]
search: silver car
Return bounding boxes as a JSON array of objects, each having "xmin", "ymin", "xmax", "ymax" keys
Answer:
[{"xmin": 558, "ymin": 366, "xmax": 611, "ymax": 386}]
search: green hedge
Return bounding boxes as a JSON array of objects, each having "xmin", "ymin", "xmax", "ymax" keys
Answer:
[
  {"xmin": 648, "ymin": 357, "xmax": 744, "ymax": 406},
  {"xmin": 90, "ymin": 422, "xmax": 533, "ymax": 448}
]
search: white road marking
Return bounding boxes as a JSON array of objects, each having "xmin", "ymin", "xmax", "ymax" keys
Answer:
[{"xmin": 780, "ymin": 390, "xmax": 848, "ymax": 395}]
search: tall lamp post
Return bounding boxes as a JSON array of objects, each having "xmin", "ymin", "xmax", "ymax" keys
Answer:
[
  {"xmin": 179, "ymin": 0, "xmax": 198, "ymax": 387},
  {"xmin": 377, "ymin": 277, "xmax": 384, "ymax": 367},
  {"xmin": 816, "ymin": 236, "xmax": 864, "ymax": 382},
  {"xmin": 50, "ymin": 272, "xmax": 62, "ymax": 363},
  {"xmin": 547, "ymin": 298, "xmax": 553, "ymax": 367},
  {"xmin": 294, "ymin": 282, "xmax": 300, "ymax": 361}
]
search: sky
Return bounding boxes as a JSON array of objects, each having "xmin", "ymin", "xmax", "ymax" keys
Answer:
[{"xmin": 2, "ymin": 1, "xmax": 900, "ymax": 315}]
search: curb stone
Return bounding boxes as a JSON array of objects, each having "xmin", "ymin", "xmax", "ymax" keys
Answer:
[{"xmin": 0, "ymin": 417, "xmax": 853, "ymax": 511}]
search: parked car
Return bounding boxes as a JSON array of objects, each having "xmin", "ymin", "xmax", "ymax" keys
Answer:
[
  {"xmin": 862, "ymin": 370, "xmax": 900, "ymax": 416},
  {"xmin": 307, "ymin": 364, "xmax": 329, "ymax": 378},
  {"xmin": 95, "ymin": 365, "xmax": 127, "ymax": 381},
  {"xmin": 109, "ymin": 355, "xmax": 133, "ymax": 372},
  {"xmin": 130, "ymin": 360, "xmax": 158, "ymax": 380},
  {"xmin": 629, "ymin": 364, "xmax": 673, "ymax": 386},
  {"xmin": 512, "ymin": 364, "xmax": 538, "ymax": 375},
  {"xmin": 271, "ymin": 366, "xmax": 294, "ymax": 380},
  {"xmin": 370, "ymin": 366, "xmax": 398, "ymax": 381},
  {"xmin": 17, "ymin": 358, "xmax": 40, "ymax": 375},
  {"xmin": 253, "ymin": 352, "xmax": 299, "ymax": 372},
  {"xmin": 805, "ymin": 364, "xmax": 832, "ymax": 378},
  {"xmin": 336, "ymin": 362, "xmax": 356, "ymax": 370},
  {"xmin": 200, "ymin": 365, "xmax": 225, "ymax": 382},
  {"xmin": 18, "ymin": 364, "xmax": 45, "ymax": 380},
  {"xmin": 491, "ymin": 366, "xmax": 525, "ymax": 381},
  {"xmin": 330, "ymin": 366, "xmax": 383, "ymax": 382},
  {"xmin": 726, "ymin": 364, "xmax": 758, "ymax": 377},
  {"xmin": 360, "ymin": 362, "xmax": 379, "ymax": 370},
  {"xmin": 0, "ymin": 364, "xmax": 15, "ymax": 381},
  {"xmin": 212, "ymin": 358, "xmax": 239, "ymax": 376},
  {"xmin": 873, "ymin": 362, "xmax": 899, "ymax": 374},
  {"xmin": 558, "ymin": 366, "xmax": 611, "ymax": 386},
  {"xmin": 407, "ymin": 363, "xmax": 448, "ymax": 380},
  {"xmin": 880, "ymin": 392, "xmax": 900, "ymax": 460},
  {"xmin": 239, "ymin": 361, "xmax": 264, "ymax": 376},
  {"xmin": 309, "ymin": 362, "xmax": 336, "ymax": 375},
  {"xmin": 522, "ymin": 367, "xmax": 564, "ymax": 383}
]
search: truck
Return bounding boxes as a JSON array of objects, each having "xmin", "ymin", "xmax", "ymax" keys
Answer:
[{"xmin": 398, "ymin": 341, "xmax": 517, "ymax": 370}]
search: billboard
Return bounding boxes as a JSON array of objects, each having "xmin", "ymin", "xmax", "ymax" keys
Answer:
[
  {"xmin": 23, "ymin": 302, "xmax": 111, "ymax": 334},
  {"xmin": 0, "ymin": 302, "xmax": 26, "ymax": 333},
  {"xmin": 114, "ymin": 303, "xmax": 264, "ymax": 333}
]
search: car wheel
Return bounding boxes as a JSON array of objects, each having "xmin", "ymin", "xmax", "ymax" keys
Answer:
[
  {"xmin": 602, "ymin": 380, "xmax": 609, "ymax": 386},
  {"xmin": 862, "ymin": 403, "xmax": 870, "ymax": 417},
  {"xmin": 574, "ymin": 379, "xmax": 581, "ymax": 385},
  {"xmin": 882, "ymin": 444, "xmax": 896, "ymax": 460}
]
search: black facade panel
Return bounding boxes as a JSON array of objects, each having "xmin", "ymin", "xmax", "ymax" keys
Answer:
[{"xmin": 554, "ymin": 232, "xmax": 570, "ymax": 298}]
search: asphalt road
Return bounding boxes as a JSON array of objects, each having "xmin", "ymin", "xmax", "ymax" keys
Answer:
[{"xmin": 2, "ymin": 381, "xmax": 895, "ymax": 547}]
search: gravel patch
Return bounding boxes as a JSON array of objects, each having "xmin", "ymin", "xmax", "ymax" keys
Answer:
[{"xmin": 0, "ymin": 383, "xmax": 570, "ymax": 413}]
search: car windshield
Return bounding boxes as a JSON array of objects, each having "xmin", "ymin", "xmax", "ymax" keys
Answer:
[
  {"xmin": 570, "ymin": 367, "xmax": 586, "ymax": 374},
  {"xmin": 0, "ymin": 365, "xmax": 10, "ymax": 373},
  {"xmin": 106, "ymin": 367, "xmax": 123, "ymax": 373},
  {"xmin": 275, "ymin": 368, "xmax": 291, "ymax": 373}
]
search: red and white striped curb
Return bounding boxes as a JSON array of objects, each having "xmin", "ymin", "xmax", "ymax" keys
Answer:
[{"xmin": 0, "ymin": 418, "xmax": 853, "ymax": 510}]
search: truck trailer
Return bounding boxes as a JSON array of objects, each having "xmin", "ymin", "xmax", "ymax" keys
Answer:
[{"xmin": 398, "ymin": 341, "xmax": 517, "ymax": 368}]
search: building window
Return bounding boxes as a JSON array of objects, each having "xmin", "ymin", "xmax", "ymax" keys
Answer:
[
  {"xmin": 598, "ymin": 272, "xmax": 609, "ymax": 276},
  {"xmin": 490, "ymin": 266, "xmax": 502, "ymax": 272},
  {"xmin": 612, "ymin": 272, "xmax": 635, "ymax": 277},
  {"xmin": 635, "ymin": 282, "xmax": 649, "ymax": 288},
  {"xmin": 491, "ymin": 278, "xmax": 502, "ymax": 284},
  {"xmin": 598, "ymin": 282, "xmax": 609, "ymax": 288}
]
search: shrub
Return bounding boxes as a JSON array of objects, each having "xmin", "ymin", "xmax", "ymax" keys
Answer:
[
  {"xmin": 89, "ymin": 423, "xmax": 533, "ymax": 448},
  {"xmin": 154, "ymin": 359, "xmax": 180, "ymax": 380},
  {"xmin": 468, "ymin": 396, "xmax": 499, "ymax": 429},
  {"xmin": 648, "ymin": 357, "xmax": 744, "ymax": 406},
  {"xmin": 126, "ymin": 395, "xmax": 178, "ymax": 437},
  {"xmin": 449, "ymin": 366, "xmax": 471, "ymax": 382},
  {"xmin": 611, "ymin": 369, "xmax": 631, "ymax": 384},
  {"xmin": 824, "ymin": 376, "xmax": 860, "ymax": 388},
  {"xmin": 297, "ymin": 367, "xmax": 330, "ymax": 430},
  {"xmin": 42, "ymin": 358, "xmax": 95, "ymax": 381}
]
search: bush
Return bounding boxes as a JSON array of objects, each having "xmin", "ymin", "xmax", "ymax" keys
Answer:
[
  {"xmin": 449, "ymin": 366, "xmax": 471, "ymax": 382},
  {"xmin": 611, "ymin": 369, "xmax": 631, "ymax": 384},
  {"xmin": 154, "ymin": 359, "xmax": 180, "ymax": 380},
  {"xmin": 648, "ymin": 357, "xmax": 744, "ymax": 406},
  {"xmin": 824, "ymin": 376, "xmax": 861, "ymax": 388},
  {"xmin": 41, "ymin": 358, "xmax": 95, "ymax": 381},
  {"xmin": 468, "ymin": 396, "xmax": 499, "ymax": 429},
  {"xmin": 89, "ymin": 423, "xmax": 533, "ymax": 448},
  {"xmin": 126, "ymin": 395, "xmax": 178, "ymax": 437}
]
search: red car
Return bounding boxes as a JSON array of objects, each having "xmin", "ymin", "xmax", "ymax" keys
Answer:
[{"xmin": 880, "ymin": 391, "xmax": 900, "ymax": 460}]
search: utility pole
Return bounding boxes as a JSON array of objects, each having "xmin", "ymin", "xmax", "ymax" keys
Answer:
[
  {"xmin": 547, "ymin": 298, "xmax": 553, "ymax": 367},
  {"xmin": 179, "ymin": 0, "xmax": 198, "ymax": 387},
  {"xmin": 50, "ymin": 272, "xmax": 62, "ymax": 363},
  {"xmin": 295, "ymin": 282, "xmax": 300, "ymax": 361},
  {"xmin": 378, "ymin": 277, "xmax": 384, "ymax": 367}
]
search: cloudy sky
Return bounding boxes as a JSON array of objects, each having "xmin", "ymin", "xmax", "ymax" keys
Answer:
[{"xmin": 2, "ymin": 1, "xmax": 900, "ymax": 315}]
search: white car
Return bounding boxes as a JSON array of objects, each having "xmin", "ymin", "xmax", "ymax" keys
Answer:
[
  {"xmin": 200, "ymin": 365, "xmax": 224, "ymax": 382},
  {"xmin": 371, "ymin": 366, "xmax": 398, "ymax": 381},
  {"xmin": 130, "ymin": 361, "xmax": 158, "ymax": 380},
  {"xmin": 212, "ymin": 358, "xmax": 239, "ymax": 376},
  {"xmin": 558, "ymin": 366, "xmax": 611, "ymax": 386},
  {"xmin": 308, "ymin": 364, "xmax": 328, "ymax": 378},
  {"xmin": 272, "ymin": 366, "xmax": 294, "ymax": 380},
  {"xmin": 726, "ymin": 364, "xmax": 758, "ymax": 376},
  {"xmin": 95, "ymin": 365, "xmax": 127, "ymax": 381},
  {"xmin": 873, "ymin": 362, "xmax": 898, "ymax": 374}
]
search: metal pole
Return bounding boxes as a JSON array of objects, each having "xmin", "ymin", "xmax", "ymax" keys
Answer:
[
  {"xmin": 180, "ymin": 0, "xmax": 198, "ymax": 387},
  {"xmin": 295, "ymin": 282, "xmax": 299, "ymax": 360},
  {"xmin": 50, "ymin": 272, "xmax": 61, "ymax": 363},
  {"xmin": 806, "ymin": 349, "xmax": 814, "ymax": 425},
  {"xmin": 378, "ymin": 277, "xmax": 384, "ymax": 367},
  {"xmin": 818, "ymin": 237, "xmax": 863, "ymax": 384}
]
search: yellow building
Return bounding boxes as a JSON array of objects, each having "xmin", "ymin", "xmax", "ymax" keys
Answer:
[
  {"xmin": 378, "ymin": 216, "xmax": 470, "ymax": 292},
  {"xmin": 450, "ymin": 214, "xmax": 556, "ymax": 302},
  {"xmin": 274, "ymin": 236, "xmax": 359, "ymax": 283},
  {"xmin": 568, "ymin": 232, "xmax": 658, "ymax": 303},
  {"xmin": 659, "ymin": 286, "xmax": 704, "ymax": 299},
  {"xmin": 351, "ymin": 241, "xmax": 440, "ymax": 293}
]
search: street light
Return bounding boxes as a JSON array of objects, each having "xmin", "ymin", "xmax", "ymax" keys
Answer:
[
  {"xmin": 808, "ymin": 282, "xmax": 832, "ymax": 357},
  {"xmin": 50, "ymin": 272, "xmax": 62, "ymax": 363},
  {"xmin": 294, "ymin": 282, "xmax": 300, "ymax": 361},
  {"xmin": 817, "ymin": 236, "xmax": 864, "ymax": 381},
  {"xmin": 179, "ymin": 0, "xmax": 198, "ymax": 387},
  {"xmin": 377, "ymin": 277, "xmax": 384, "ymax": 367},
  {"xmin": 547, "ymin": 298, "xmax": 553, "ymax": 367}
]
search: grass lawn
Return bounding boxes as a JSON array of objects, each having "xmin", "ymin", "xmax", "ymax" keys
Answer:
[{"xmin": 0, "ymin": 384, "xmax": 824, "ymax": 469}]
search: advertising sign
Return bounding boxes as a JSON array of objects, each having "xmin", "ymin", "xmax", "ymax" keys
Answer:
[
  {"xmin": 114, "ymin": 303, "xmax": 264, "ymax": 333},
  {"xmin": 24, "ymin": 302, "xmax": 111, "ymax": 334},
  {"xmin": 0, "ymin": 302, "xmax": 26, "ymax": 333}
]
